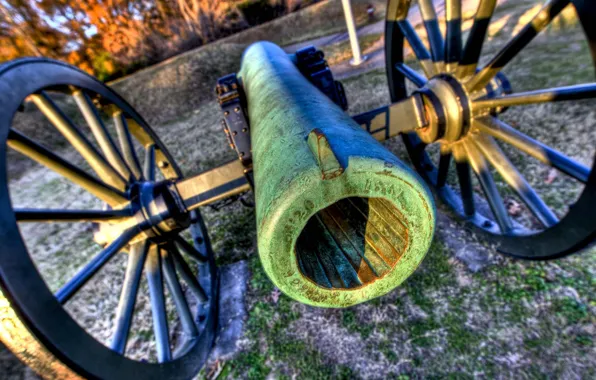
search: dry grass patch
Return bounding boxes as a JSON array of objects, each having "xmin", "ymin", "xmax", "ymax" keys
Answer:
[
  {"xmin": 322, "ymin": 33, "xmax": 384, "ymax": 66},
  {"xmin": 108, "ymin": 0, "xmax": 386, "ymax": 126},
  {"xmin": 3, "ymin": 0, "xmax": 595, "ymax": 378}
]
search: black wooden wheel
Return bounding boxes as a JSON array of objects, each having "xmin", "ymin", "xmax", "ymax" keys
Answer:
[
  {"xmin": 0, "ymin": 59, "xmax": 218, "ymax": 379},
  {"xmin": 385, "ymin": 0, "xmax": 596, "ymax": 259}
]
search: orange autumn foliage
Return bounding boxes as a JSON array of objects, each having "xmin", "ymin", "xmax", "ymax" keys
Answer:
[{"xmin": 0, "ymin": 0, "xmax": 311, "ymax": 81}]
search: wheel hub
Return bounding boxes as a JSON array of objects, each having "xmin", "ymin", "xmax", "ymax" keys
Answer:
[
  {"xmin": 415, "ymin": 74, "xmax": 472, "ymax": 144},
  {"xmin": 133, "ymin": 180, "xmax": 191, "ymax": 238},
  {"xmin": 93, "ymin": 180, "xmax": 190, "ymax": 246},
  {"xmin": 414, "ymin": 72, "xmax": 511, "ymax": 145}
]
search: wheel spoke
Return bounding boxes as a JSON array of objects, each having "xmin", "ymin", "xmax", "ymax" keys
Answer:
[
  {"xmin": 473, "ymin": 134, "xmax": 558, "ymax": 228},
  {"xmin": 144, "ymin": 144, "xmax": 156, "ymax": 182},
  {"xmin": 55, "ymin": 228, "xmax": 137, "ymax": 304},
  {"xmin": 161, "ymin": 247, "xmax": 199, "ymax": 338},
  {"xmin": 452, "ymin": 144, "xmax": 476, "ymax": 217},
  {"xmin": 72, "ymin": 89, "xmax": 133, "ymax": 180},
  {"xmin": 110, "ymin": 241, "xmax": 149, "ymax": 354},
  {"xmin": 462, "ymin": 140, "xmax": 513, "ymax": 234},
  {"xmin": 418, "ymin": 0, "xmax": 445, "ymax": 68},
  {"xmin": 445, "ymin": 0, "xmax": 462, "ymax": 72},
  {"xmin": 170, "ymin": 242, "xmax": 208, "ymax": 303},
  {"xmin": 395, "ymin": 62, "xmax": 428, "ymax": 87},
  {"xmin": 113, "ymin": 111, "xmax": 143, "ymax": 179},
  {"xmin": 30, "ymin": 92, "xmax": 127, "ymax": 190},
  {"xmin": 396, "ymin": 18, "xmax": 435, "ymax": 77},
  {"xmin": 466, "ymin": 0, "xmax": 571, "ymax": 92},
  {"xmin": 459, "ymin": 0, "xmax": 497, "ymax": 78},
  {"xmin": 473, "ymin": 83, "xmax": 596, "ymax": 110},
  {"xmin": 174, "ymin": 235, "xmax": 207, "ymax": 263},
  {"xmin": 145, "ymin": 244, "xmax": 171, "ymax": 363},
  {"xmin": 475, "ymin": 117, "xmax": 590, "ymax": 183},
  {"xmin": 436, "ymin": 148, "xmax": 452, "ymax": 188},
  {"xmin": 15, "ymin": 208, "xmax": 131, "ymax": 222},
  {"xmin": 7, "ymin": 129, "xmax": 128, "ymax": 206}
]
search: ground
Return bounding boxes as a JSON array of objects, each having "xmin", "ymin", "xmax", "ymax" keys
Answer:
[{"xmin": 1, "ymin": 0, "xmax": 595, "ymax": 379}]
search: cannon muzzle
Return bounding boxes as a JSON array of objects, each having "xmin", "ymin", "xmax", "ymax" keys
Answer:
[{"xmin": 239, "ymin": 42, "xmax": 435, "ymax": 307}]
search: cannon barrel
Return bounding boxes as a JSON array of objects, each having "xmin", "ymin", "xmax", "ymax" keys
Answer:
[{"xmin": 239, "ymin": 42, "xmax": 435, "ymax": 307}]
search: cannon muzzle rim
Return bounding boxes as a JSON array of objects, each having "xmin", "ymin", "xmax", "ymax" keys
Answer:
[{"xmin": 256, "ymin": 156, "xmax": 436, "ymax": 308}]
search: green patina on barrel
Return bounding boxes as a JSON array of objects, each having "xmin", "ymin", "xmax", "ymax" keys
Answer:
[{"xmin": 239, "ymin": 41, "xmax": 435, "ymax": 307}]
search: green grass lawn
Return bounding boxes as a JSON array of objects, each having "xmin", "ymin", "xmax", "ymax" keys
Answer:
[
  {"xmin": 201, "ymin": 1, "xmax": 596, "ymax": 378},
  {"xmin": 3, "ymin": 0, "xmax": 595, "ymax": 378},
  {"xmin": 213, "ymin": 75, "xmax": 595, "ymax": 379}
]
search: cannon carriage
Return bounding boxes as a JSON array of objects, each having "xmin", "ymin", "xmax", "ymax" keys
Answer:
[{"xmin": 0, "ymin": 0, "xmax": 595, "ymax": 378}]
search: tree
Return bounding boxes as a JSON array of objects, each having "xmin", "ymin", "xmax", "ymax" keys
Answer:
[
  {"xmin": 0, "ymin": 0, "xmax": 303, "ymax": 80},
  {"xmin": 0, "ymin": 0, "xmax": 69, "ymax": 59}
]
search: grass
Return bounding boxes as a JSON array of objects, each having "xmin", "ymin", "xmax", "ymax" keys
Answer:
[
  {"xmin": 227, "ymin": 0, "xmax": 386, "ymax": 48},
  {"xmin": 223, "ymin": 235, "xmax": 594, "ymax": 378},
  {"xmin": 214, "ymin": 2, "xmax": 595, "ymax": 377},
  {"xmin": 222, "ymin": 257, "xmax": 356, "ymax": 379},
  {"xmin": 322, "ymin": 32, "xmax": 384, "ymax": 66},
  {"xmin": 3, "ymin": 0, "xmax": 596, "ymax": 378},
  {"xmin": 215, "ymin": 235, "xmax": 594, "ymax": 378},
  {"xmin": 107, "ymin": 0, "xmax": 386, "ymax": 126}
]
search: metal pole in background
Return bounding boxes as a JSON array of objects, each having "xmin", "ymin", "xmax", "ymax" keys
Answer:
[{"xmin": 341, "ymin": 0, "xmax": 367, "ymax": 66}]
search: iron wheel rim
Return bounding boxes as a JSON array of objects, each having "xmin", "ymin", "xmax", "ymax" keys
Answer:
[
  {"xmin": 384, "ymin": 0, "xmax": 596, "ymax": 259},
  {"xmin": 0, "ymin": 58, "xmax": 218, "ymax": 379}
]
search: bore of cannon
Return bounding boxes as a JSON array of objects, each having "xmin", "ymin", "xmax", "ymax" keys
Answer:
[{"xmin": 239, "ymin": 42, "xmax": 436, "ymax": 307}]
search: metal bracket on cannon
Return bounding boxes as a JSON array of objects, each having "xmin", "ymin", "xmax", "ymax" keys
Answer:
[
  {"xmin": 216, "ymin": 74, "xmax": 254, "ymax": 188},
  {"xmin": 216, "ymin": 46, "xmax": 348, "ymax": 169},
  {"xmin": 294, "ymin": 46, "xmax": 348, "ymax": 110},
  {"xmin": 216, "ymin": 74, "xmax": 252, "ymax": 167}
]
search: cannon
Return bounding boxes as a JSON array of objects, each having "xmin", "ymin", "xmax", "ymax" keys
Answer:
[
  {"xmin": 0, "ymin": 0, "xmax": 595, "ymax": 378},
  {"xmin": 235, "ymin": 42, "xmax": 435, "ymax": 307}
]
